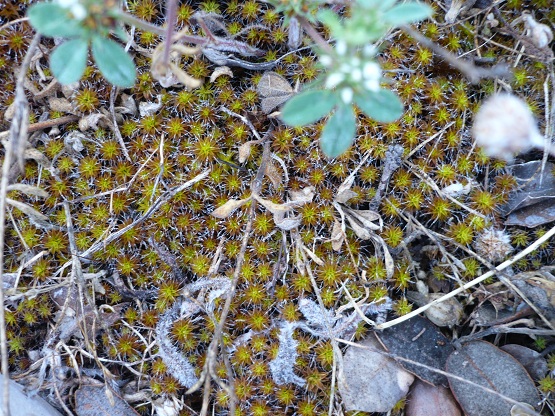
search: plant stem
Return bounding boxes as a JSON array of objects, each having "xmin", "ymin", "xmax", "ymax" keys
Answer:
[{"xmin": 0, "ymin": 32, "xmax": 41, "ymax": 416}]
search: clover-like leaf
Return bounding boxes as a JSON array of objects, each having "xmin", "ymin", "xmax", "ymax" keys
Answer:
[
  {"xmin": 383, "ymin": 2, "xmax": 433, "ymax": 27},
  {"xmin": 320, "ymin": 104, "xmax": 356, "ymax": 158},
  {"xmin": 91, "ymin": 35, "xmax": 136, "ymax": 87},
  {"xmin": 50, "ymin": 38, "xmax": 89, "ymax": 85},
  {"xmin": 281, "ymin": 90, "xmax": 338, "ymax": 127},
  {"xmin": 28, "ymin": 3, "xmax": 86, "ymax": 38},
  {"xmin": 355, "ymin": 89, "xmax": 403, "ymax": 123}
]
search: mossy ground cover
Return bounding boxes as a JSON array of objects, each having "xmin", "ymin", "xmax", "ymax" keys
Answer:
[{"xmin": 0, "ymin": 0, "xmax": 554, "ymax": 414}]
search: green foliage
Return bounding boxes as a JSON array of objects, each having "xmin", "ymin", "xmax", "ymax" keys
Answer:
[
  {"xmin": 91, "ymin": 35, "xmax": 136, "ymax": 87},
  {"xmin": 281, "ymin": 0, "xmax": 432, "ymax": 157},
  {"xmin": 27, "ymin": 3, "xmax": 86, "ymax": 37},
  {"xmin": 27, "ymin": 0, "xmax": 136, "ymax": 87},
  {"xmin": 49, "ymin": 38, "xmax": 89, "ymax": 84},
  {"xmin": 320, "ymin": 103, "xmax": 356, "ymax": 158},
  {"xmin": 280, "ymin": 90, "xmax": 338, "ymax": 126}
]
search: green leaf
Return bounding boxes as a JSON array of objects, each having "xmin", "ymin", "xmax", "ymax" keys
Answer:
[
  {"xmin": 355, "ymin": 89, "xmax": 403, "ymax": 123},
  {"xmin": 383, "ymin": 2, "xmax": 433, "ymax": 27},
  {"xmin": 50, "ymin": 39, "xmax": 88, "ymax": 85},
  {"xmin": 27, "ymin": 3, "xmax": 86, "ymax": 38},
  {"xmin": 281, "ymin": 90, "xmax": 338, "ymax": 127},
  {"xmin": 91, "ymin": 36, "xmax": 136, "ymax": 87},
  {"xmin": 317, "ymin": 9, "xmax": 343, "ymax": 35},
  {"xmin": 320, "ymin": 104, "xmax": 356, "ymax": 158}
]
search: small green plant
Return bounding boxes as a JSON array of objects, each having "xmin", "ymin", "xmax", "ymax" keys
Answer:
[
  {"xmin": 27, "ymin": 0, "xmax": 136, "ymax": 86},
  {"xmin": 280, "ymin": 0, "xmax": 432, "ymax": 157}
]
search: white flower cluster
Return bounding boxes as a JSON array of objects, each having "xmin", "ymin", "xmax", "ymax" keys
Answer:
[
  {"xmin": 57, "ymin": 0, "xmax": 87, "ymax": 21},
  {"xmin": 320, "ymin": 40, "xmax": 381, "ymax": 104}
]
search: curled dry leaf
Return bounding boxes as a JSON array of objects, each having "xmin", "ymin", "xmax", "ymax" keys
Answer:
[
  {"xmin": 64, "ymin": 131, "xmax": 86, "ymax": 153},
  {"xmin": 273, "ymin": 212, "xmax": 302, "ymax": 231},
  {"xmin": 48, "ymin": 97, "xmax": 74, "ymax": 114},
  {"xmin": 138, "ymin": 94, "xmax": 163, "ymax": 117},
  {"xmin": 406, "ymin": 281, "xmax": 464, "ymax": 327},
  {"xmin": 6, "ymin": 198, "xmax": 49, "ymax": 223},
  {"xmin": 254, "ymin": 195, "xmax": 294, "ymax": 214},
  {"xmin": 118, "ymin": 93, "xmax": 137, "ymax": 116},
  {"xmin": 209, "ymin": 65, "xmax": 233, "ymax": 83},
  {"xmin": 6, "ymin": 184, "xmax": 48, "ymax": 198},
  {"xmin": 406, "ymin": 379, "xmax": 462, "ymax": 416},
  {"xmin": 210, "ymin": 197, "xmax": 251, "ymax": 219},
  {"xmin": 335, "ymin": 172, "xmax": 356, "ymax": 203},
  {"xmin": 338, "ymin": 335, "xmax": 414, "ymax": 413},
  {"xmin": 151, "ymin": 42, "xmax": 202, "ymax": 89},
  {"xmin": 289, "ymin": 186, "xmax": 315, "ymax": 204},
  {"xmin": 78, "ymin": 113, "xmax": 107, "ymax": 131},
  {"xmin": 23, "ymin": 148, "xmax": 52, "ymax": 169},
  {"xmin": 340, "ymin": 206, "xmax": 382, "ymax": 240}
]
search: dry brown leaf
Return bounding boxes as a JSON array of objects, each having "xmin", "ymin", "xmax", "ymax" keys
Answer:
[
  {"xmin": 48, "ymin": 97, "xmax": 74, "ymax": 114},
  {"xmin": 253, "ymin": 195, "xmax": 294, "ymax": 214},
  {"xmin": 331, "ymin": 219, "xmax": 345, "ymax": 252},
  {"xmin": 23, "ymin": 148, "xmax": 52, "ymax": 169},
  {"xmin": 345, "ymin": 216, "xmax": 373, "ymax": 240},
  {"xmin": 211, "ymin": 197, "xmax": 251, "ymax": 219},
  {"xmin": 406, "ymin": 379, "xmax": 462, "ymax": 416},
  {"xmin": 265, "ymin": 160, "xmax": 283, "ymax": 190},
  {"xmin": 257, "ymin": 71, "xmax": 295, "ymax": 114},
  {"xmin": 238, "ymin": 141, "xmax": 254, "ymax": 164},
  {"xmin": 139, "ymin": 95, "xmax": 163, "ymax": 117},
  {"xmin": 78, "ymin": 113, "xmax": 107, "ymax": 131},
  {"xmin": 335, "ymin": 189, "xmax": 358, "ymax": 204}
]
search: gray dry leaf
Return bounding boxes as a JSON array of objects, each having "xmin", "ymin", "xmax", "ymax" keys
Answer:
[
  {"xmin": 75, "ymin": 385, "xmax": 139, "ymax": 416},
  {"xmin": 6, "ymin": 184, "xmax": 48, "ymax": 198},
  {"xmin": 406, "ymin": 379, "xmax": 462, "ymax": 416},
  {"xmin": 502, "ymin": 161, "xmax": 555, "ymax": 227},
  {"xmin": 501, "ymin": 344, "xmax": 548, "ymax": 381},
  {"xmin": 446, "ymin": 341, "xmax": 540, "ymax": 416},
  {"xmin": 338, "ymin": 335, "xmax": 414, "ymax": 413},
  {"xmin": 257, "ymin": 71, "xmax": 296, "ymax": 114},
  {"xmin": 6, "ymin": 198, "xmax": 49, "ymax": 224},
  {"xmin": 375, "ymin": 315, "xmax": 454, "ymax": 386}
]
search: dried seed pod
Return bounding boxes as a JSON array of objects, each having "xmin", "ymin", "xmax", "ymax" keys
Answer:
[
  {"xmin": 406, "ymin": 281, "xmax": 464, "ymax": 327},
  {"xmin": 474, "ymin": 227, "xmax": 513, "ymax": 263},
  {"xmin": 472, "ymin": 94, "xmax": 543, "ymax": 161}
]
